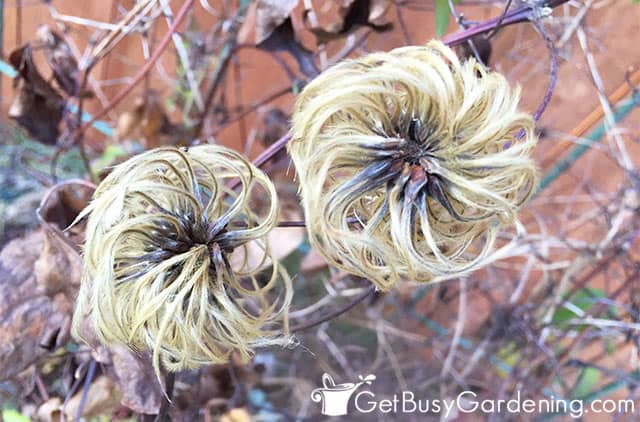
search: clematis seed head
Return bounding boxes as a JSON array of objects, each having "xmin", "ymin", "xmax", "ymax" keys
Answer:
[
  {"xmin": 289, "ymin": 41, "xmax": 538, "ymax": 289},
  {"xmin": 72, "ymin": 145, "xmax": 292, "ymax": 378}
]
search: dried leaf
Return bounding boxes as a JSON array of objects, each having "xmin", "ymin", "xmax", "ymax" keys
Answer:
[
  {"xmin": 0, "ymin": 232, "xmax": 73, "ymax": 380},
  {"xmin": 368, "ymin": 0, "xmax": 391, "ymax": 25},
  {"xmin": 36, "ymin": 25, "xmax": 86, "ymax": 97},
  {"xmin": 255, "ymin": 1, "xmax": 318, "ymax": 78},
  {"xmin": 37, "ymin": 180, "xmax": 94, "ymax": 246},
  {"xmin": 36, "ymin": 397, "xmax": 63, "ymax": 422},
  {"xmin": 8, "ymin": 45, "xmax": 64, "ymax": 145},
  {"xmin": 115, "ymin": 91, "xmax": 175, "ymax": 148},
  {"xmin": 304, "ymin": 0, "xmax": 392, "ymax": 44},
  {"xmin": 34, "ymin": 229, "xmax": 82, "ymax": 295},
  {"xmin": 63, "ymin": 376, "xmax": 122, "ymax": 420},
  {"xmin": 255, "ymin": 0, "xmax": 299, "ymax": 45},
  {"xmin": 0, "ymin": 182, "xmax": 91, "ymax": 380},
  {"xmin": 111, "ymin": 346, "xmax": 163, "ymax": 414},
  {"xmin": 230, "ymin": 198, "xmax": 304, "ymax": 271},
  {"xmin": 300, "ymin": 248, "xmax": 328, "ymax": 274},
  {"xmin": 220, "ymin": 408, "xmax": 252, "ymax": 422}
]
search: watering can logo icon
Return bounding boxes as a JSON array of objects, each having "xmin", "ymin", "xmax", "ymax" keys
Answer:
[{"xmin": 311, "ymin": 373, "xmax": 376, "ymax": 416}]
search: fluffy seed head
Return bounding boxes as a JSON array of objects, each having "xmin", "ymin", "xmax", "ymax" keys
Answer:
[
  {"xmin": 289, "ymin": 41, "xmax": 538, "ymax": 289},
  {"xmin": 72, "ymin": 145, "xmax": 292, "ymax": 375}
]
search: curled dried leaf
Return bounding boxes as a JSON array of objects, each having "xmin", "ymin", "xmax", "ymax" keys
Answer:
[
  {"xmin": 8, "ymin": 45, "xmax": 64, "ymax": 145},
  {"xmin": 36, "ymin": 25, "xmax": 88, "ymax": 98},
  {"xmin": 257, "ymin": 16, "xmax": 318, "ymax": 78},
  {"xmin": 115, "ymin": 91, "xmax": 176, "ymax": 148},
  {"xmin": 0, "ymin": 231, "xmax": 74, "ymax": 381},
  {"xmin": 304, "ymin": 0, "xmax": 392, "ymax": 44},
  {"xmin": 255, "ymin": 0, "xmax": 300, "ymax": 45}
]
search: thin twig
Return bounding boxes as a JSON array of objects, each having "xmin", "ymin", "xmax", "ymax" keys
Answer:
[
  {"xmin": 442, "ymin": 0, "xmax": 570, "ymax": 46},
  {"xmin": 448, "ymin": 0, "xmax": 486, "ymax": 67},
  {"xmin": 154, "ymin": 372, "xmax": 175, "ymax": 422},
  {"xmin": 530, "ymin": 18, "xmax": 558, "ymax": 122},
  {"xmin": 75, "ymin": 359, "xmax": 97, "ymax": 422},
  {"xmin": 291, "ymin": 284, "xmax": 377, "ymax": 333},
  {"xmin": 76, "ymin": 0, "xmax": 194, "ymax": 139},
  {"xmin": 193, "ymin": 2, "xmax": 249, "ymax": 141},
  {"xmin": 576, "ymin": 26, "xmax": 633, "ymax": 171},
  {"xmin": 395, "ymin": 2, "xmax": 412, "ymax": 44},
  {"xmin": 159, "ymin": 0, "xmax": 205, "ymax": 111},
  {"xmin": 485, "ymin": 0, "xmax": 513, "ymax": 39},
  {"xmin": 440, "ymin": 279, "xmax": 467, "ymax": 382}
]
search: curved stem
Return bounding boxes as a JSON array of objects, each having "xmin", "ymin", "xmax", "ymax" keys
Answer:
[
  {"xmin": 291, "ymin": 284, "xmax": 377, "ymax": 333},
  {"xmin": 442, "ymin": 0, "xmax": 569, "ymax": 46},
  {"xmin": 531, "ymin": 18, "xmax": 559, "ymax": 122}
]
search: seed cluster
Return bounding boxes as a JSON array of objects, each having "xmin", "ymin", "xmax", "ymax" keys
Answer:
[
  {"xmin": 289, "ymin": 41, "xmax": 538, "ymax": 289},
  {"xmin": 72, "ymin": 146, "xmax": 292, "ymax": 377}
]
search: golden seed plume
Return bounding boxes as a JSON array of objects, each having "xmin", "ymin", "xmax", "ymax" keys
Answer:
[
  {"xmin": 289, "ymin": 41, "xmax": 538, "ymax": 289},
  {"xmin": 72, "ymin": 145, "xmax": 292, "ymax": 377}
]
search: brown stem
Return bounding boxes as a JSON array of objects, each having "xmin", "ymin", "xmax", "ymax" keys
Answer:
[
  {"xmin": 193, "ymin": 3, "xmax": 249, "ymax": 141},
  {"xmin": 442, "ymin": 0, "xmax": 569, "ymax": 46},
  {"xmin": 154, "ymin": 372, "xmax": 175, "ymax": 422},
  {"xmin": 291, "ymin": 284, "xmax": 377, "ymax": 333}
]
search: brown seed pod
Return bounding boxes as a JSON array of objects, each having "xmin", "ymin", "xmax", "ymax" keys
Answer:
[
  {"xmin": 289, "ymin": 41, "xmax": 538, "ymax": 289},
  {"xmin": 72, "ymin": 145, "xmax": 292, "ymax": 377}
]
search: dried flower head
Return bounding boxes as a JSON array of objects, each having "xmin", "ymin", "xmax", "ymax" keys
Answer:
[
  {"xmin": 72, "ymin": 146, "xmax": 292, "ymax": 376},
  {"xmin": 289, "ymin": 41, "xmax": 538, "ymax": 289}
]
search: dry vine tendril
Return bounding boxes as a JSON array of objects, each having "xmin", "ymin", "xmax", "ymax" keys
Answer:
[
  {"xmin": 290, "ymin": 41, "xmax": 538, "ymax": 289},
  {"xmin": 72, "ymin": 145, "xmax": 292, "ymax": 378}
]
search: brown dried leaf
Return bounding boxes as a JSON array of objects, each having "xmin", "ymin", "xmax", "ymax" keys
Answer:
[
  {"xmin": 221, "ymin": 408, "xmax": 252, "ymax": 422},
  {"xmin": 34, "ymin": 229, "xmax": 82, "ymax": 295},
  {"xmin": 38, "ymin": 182, "xmax": 92, "ymax": 231},
  {"xmin": 36, "ymin": 397, "xmax": 63, "ymax": 422},
  {"xmin": 369, "ymin": 0, "xmax": 391, "ymax": 25},
  {"xmin": 304, "ymin": 0, "xmax": 392, "ymax": 44},
  {"xmin": 255, "ymin": 0, "xmax": 318, "ymax": 78},
  {"xmin": 230, "ymin": 200, "xmax": 304, "ymax": 270},
  {"xmin": 37, "ymin": 180, "xmax": 94, "ymax": 250},
  {"xmin": 111, "ymin": 346, "xmax": 163, "ymax": 414},
  {"xmin": 36, "ymin": 25, "xmax": 85, "ymax": 97},
  {"xmin": 115, "ymin": 91, "xmax": 175, "ymax": 148},
  {"xmin": 0, "ymin": 231, "xmax": 73, "ymax": 380},
  {"xmin": 8, "ymin": 45, "xmax": 64, "ymax": 145},
  {"xmin": 63, "ymin": 376, "xmax": 122, "ymax": 420},
  {"xmin": 115, "ymin": 109, "xmax": 142, "ymax": 141},
  {"xmin": 255, "ymin": 0, "xmax": 299, "ymax": 44},
  {"xmin": 300, "ymin": 248, "xmax": 328, "ymax": 274}
]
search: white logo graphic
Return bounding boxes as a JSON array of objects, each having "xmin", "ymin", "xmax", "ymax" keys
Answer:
[{"xmin": 311, "ymin": 373, "xmax": 376, "ymax": 416}]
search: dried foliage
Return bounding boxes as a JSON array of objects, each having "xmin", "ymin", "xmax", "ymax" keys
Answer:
[
  {"xmin": 8, "ymin": 46, "xmax": 64, "ymax": 145},
  {"xmin": 304, "ymin": 0, "xmax": 393, "ymax": 43}
]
